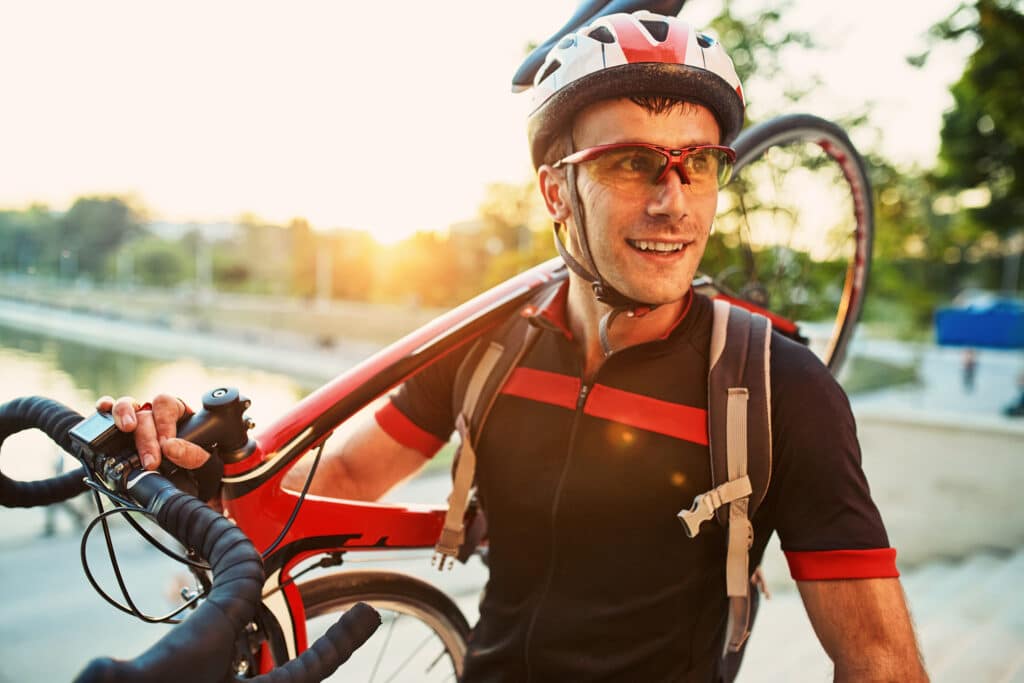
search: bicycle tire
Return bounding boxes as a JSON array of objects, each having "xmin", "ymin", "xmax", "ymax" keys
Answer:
[
  {"xmin": 298, "ymin": 570, "xmax": 471, "ymax": 682},
  {"xmin": 703, "ymin": 113, "xmax": 874, "ymax": 374}
]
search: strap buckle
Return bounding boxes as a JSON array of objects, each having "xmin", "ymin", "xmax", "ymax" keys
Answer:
[
  {"xmin": 432, "ymin": 526, "xmax": 464, "ymax": 571},
  {"xmin": 677, "ymin": 476, "xmax": 753, "ymax": 539},
  {"xmin": 678, "ymin": 490, "xmax": 719, "ymax": 538}
]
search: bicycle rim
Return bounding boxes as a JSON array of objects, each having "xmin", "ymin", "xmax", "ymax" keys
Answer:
[
  {"xmin": 703, "ymin": 113, "xmax": 874, "ymax": 373},
  {"xmin": 299, "ymin": 571, "xmax": 470, "ymax": 683}
]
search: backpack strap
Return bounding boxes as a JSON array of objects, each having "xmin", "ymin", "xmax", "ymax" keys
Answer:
[
  {"xmin": 433, "ymin": 313, "xmax": 542, "ymax": 570},
  {"xmin": 677, "ymin": 299, "xmax": 772, "ymax": 654}
]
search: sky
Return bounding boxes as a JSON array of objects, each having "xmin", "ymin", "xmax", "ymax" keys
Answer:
[{"xmin": 0, "ymin": 0, "xmax": 969, "ymax": 244}]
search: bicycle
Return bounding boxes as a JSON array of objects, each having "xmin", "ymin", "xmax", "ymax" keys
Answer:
[{"xmin": 0, "ymin": 1, "xmax": 874, "ymax": 680}]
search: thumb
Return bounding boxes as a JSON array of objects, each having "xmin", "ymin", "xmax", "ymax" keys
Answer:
[{"xmin": 162, "ymin": 437, "xmax": 211, "ymax": 470}]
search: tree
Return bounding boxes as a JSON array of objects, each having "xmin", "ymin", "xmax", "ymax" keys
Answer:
[
  {"xmin": 475, "ymin": 180, "xmax": 554, "ymax": 290},
  {"xmin": 129, "ymin": 237, "xmax": 190, "ymax": 287},
  {"xmin": 708, "ymin": 0, "xmax": 818, "ymax": 124},
  {"xmin": 917, "ymin": 0, "xmax": 1024, "ymax": 291},
  {"xmin": 0, "ymin": 204, "xmax": 57, "ymax": 273},
  {"xmin": 56, "ymin": 196, "xmax": 146, "ymax": 281}
]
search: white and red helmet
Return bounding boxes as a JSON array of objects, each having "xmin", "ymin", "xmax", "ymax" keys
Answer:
[{"xmin": 526, "ymin": 11, "xmax": 746, "ymax": 167}]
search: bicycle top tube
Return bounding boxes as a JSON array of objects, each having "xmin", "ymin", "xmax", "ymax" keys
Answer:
[{"xmin": 216, "ymin": 256, "xmax": 815, "ymax": 569}]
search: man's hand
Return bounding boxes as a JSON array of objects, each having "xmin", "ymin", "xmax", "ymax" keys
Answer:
[{"xmin": 95, "ymin": 393, "xmax": 211, "ymax": 471}]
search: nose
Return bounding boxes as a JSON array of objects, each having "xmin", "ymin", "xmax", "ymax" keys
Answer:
[{"xmin": 647, "ymin": 168, "xmax": 691, "ymax": 220}]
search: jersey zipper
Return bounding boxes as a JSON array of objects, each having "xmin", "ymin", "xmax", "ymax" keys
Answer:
[{"xmin": 522, "ymin": 379, "xmax": 591, "ymax": 682}]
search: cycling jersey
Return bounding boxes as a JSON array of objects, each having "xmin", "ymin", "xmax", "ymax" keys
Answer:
[{"xmin": 376, "ymin": 283, "xmax": 897, "ymax": 682}]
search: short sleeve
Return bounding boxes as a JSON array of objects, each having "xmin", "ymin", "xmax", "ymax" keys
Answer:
[
  {"xmin": 374, "ymin": 340, "xmax": 468, "ymax": 458},
  {"xmin": 765, "ymin": 334, "xmax": 899, "ymax": 580}
]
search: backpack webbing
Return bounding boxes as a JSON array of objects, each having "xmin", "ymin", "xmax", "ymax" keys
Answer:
[
  {"xmin": 679, "ymin": 299, "xmax": 773, "ymax": 653},
  {"xmin": 435, "ymin": 296, "xmax": 773, "ymax": 659},
  {"xmin": 433, "ymin": 313, "xmax": 541, "ymax": 569}
]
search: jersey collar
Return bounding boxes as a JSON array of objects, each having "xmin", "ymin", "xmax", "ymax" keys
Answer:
[{"xmin": 521, "ymin": 280, "xmax": 695, "ymax": 343}]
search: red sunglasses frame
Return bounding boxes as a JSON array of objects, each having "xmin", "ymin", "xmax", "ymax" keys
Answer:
[{"xmin": 553, "ymin": 142, "xmax": 737, "ymax": 186}]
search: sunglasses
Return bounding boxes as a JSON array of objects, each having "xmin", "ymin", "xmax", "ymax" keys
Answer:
[{"xmin": 553, "ymin": 143, "xmax": 736, "ymax": 193}]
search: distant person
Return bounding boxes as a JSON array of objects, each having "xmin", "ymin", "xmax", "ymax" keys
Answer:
[
  {"xmin": 98, "ymin": 11, "xmax": 927, "ymax": 681},
  {"xmin": 1006, "ymin": 370, "xmax": 1024, "ymax": 417},
  {"xmin": 962, "ymin": 347, "xmax": 977, "ymax": 392}
]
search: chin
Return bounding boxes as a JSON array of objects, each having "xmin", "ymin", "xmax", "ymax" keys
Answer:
[{"xmin": 623, "ymin": 286, "xmax": 690, "ymax": 307}]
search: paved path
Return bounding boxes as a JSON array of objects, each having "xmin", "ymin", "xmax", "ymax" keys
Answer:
[
  {"xmin": 847, "ymin": 335, "xmax": 1024, "ymax": 419},
  {"xmin": 2, "ymin": 300, "xmax": 1023, "ymax": 680},
  {"xmin": 4, "ymin": 515, "xmax": 1022, "ymax": 681}
]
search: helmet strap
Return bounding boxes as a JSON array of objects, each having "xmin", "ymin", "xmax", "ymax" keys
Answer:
[{"xmin": 558, "ymin": 156, "xmax": 659, "ymax": 357}]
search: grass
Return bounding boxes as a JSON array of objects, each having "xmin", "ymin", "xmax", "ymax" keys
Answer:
[{"xmin": 840, "ymin": 354, "xmax": 921, "ymax": 395}]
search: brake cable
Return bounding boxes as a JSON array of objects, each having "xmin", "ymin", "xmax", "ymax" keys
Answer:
[{"xmin": 259, "ymin": 440, "xmax": 326, "ymax": 559}]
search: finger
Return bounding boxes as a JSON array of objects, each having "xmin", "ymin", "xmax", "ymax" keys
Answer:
[
  {"xmin": 152, "ymin": 394, "xmax": 187, "ymax": 442},
  {"xmin": 95, "ymin": 395, "xmax": 115, "ymax": 412},
  {"xmin": 133, "ymin": 409, "xmax": 161, "ymax": 470},
  {"xmin": 112, "ymin": 396, "xmax": 140, "ymax": 432},
  {"xmin": 162, "ymin": 438, "xmax": 211, "ymax": 470}
]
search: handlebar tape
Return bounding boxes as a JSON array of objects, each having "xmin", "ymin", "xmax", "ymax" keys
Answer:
[
  {"xmin": 74, "ymin": 484, "xmax": 265, "ymax": 683},
  {"xmin": 244, "ymin": 602, "xmax": 381, "ymax": 683},
  {"xmin": 0, "ymin": 396, "xmax": 89, "ymax": 507}
]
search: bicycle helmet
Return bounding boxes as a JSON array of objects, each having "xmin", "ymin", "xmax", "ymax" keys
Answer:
[
  {"xmin": 527, "ymin": 11, "xmax": 745, "ymax": 168},
  {"xmin": 524, "ymin": 11, "xmax": 746, "ymax": 355}
]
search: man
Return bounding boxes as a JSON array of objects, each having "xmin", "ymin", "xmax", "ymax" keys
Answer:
[{"xmin": 103, "ymin": 11, "xmax": 927, "ymax": 682}]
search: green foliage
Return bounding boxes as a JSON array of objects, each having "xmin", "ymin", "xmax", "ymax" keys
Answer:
[
  {"xmin": 58, "ymin": 196, "xmax": 146, "ymax": 280},
  {"xmin": 0, "ymin": 204, "xmax": 57, "ymax": 273},
  {"xmin": 127, "ymin": 237, "xmax": 191, "ymax": 287},
  {"xmin": 708, "ymin": 0, "xmax": 819, "ymax": 122},
  {"xmin": 475, "ymin": 180, "xmax": 556, "ymax": 290},
  {"xmin": 840, "ymin": 354, "xmax": 921, "ymax": 394},
  {"xmin": 917, "ymin": 0, "xmax": 1024, "ymax": 255}
]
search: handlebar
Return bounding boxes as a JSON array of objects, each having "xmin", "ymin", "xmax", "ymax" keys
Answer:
[{"xmin": 0, "ymin": 392, "xmax": 380, "ymax": 683}]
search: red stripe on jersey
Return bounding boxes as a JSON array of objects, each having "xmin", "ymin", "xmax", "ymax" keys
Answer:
[
  {"xmin": 375, "ymin": 400, "xmax": 445, "ymax": 458},
  {"xmin": 501, "ymin": 367, "xmax": 581, "ymax": 410},
  {"xmin": 785, "ymin": 548, "xmax": 899, "ymax": 581},
  {"xmin": 607, "ymin": 14, "xmax": 689, "ymax": 64},
  {"xmin": 502, "ymin": 368, "xmax": 708, "ymax": 445},
  {"xmin": 586, "ymin": 384, "xmax": 708, "ymax": 445}
]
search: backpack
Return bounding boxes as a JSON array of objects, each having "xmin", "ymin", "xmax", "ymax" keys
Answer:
[{"xmin": 433, "ymin": 283, "xmax": 772, "ymax": 658}]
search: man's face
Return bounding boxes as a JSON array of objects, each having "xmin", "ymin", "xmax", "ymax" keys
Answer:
[{"xmin": 562, "ymin": 98, "xmax": 722, "ymax": 306}]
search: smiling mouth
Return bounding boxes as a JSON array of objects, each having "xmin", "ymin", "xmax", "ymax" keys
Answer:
[{"xmin": 627, "ymin": 239, "xmax": 690, "ymax": 254}]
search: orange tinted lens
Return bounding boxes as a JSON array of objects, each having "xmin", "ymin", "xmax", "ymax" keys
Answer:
[
  {"xmin": 683, "ymin": 148, "xmax": 733, "ymax": 189},
  {"xmin": 587, "ymin": 146, "xmax": 667, "ymax": 187}
]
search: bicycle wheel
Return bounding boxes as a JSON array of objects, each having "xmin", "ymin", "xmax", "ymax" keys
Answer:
[
  {"xmin": 700, "ymin": 113, "xmax": 874, "ymax": 374},
  {"xmin": 298, "ymin": 570, "xmax": 471, "ymax": 682}
]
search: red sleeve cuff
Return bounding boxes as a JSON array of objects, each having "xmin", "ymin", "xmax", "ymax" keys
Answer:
[
  {"xmin": 785, "ymin": 548, "xmax": 899, "ymax": 581},
  {"xmin": 374, "ymin": 400, "xmax": 445, "ymax": 458}
]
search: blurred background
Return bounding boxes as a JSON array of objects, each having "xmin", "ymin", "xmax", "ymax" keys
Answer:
[{"xmin": 1, "ymin": 1, "xmax": 1022, "ymax": 681}]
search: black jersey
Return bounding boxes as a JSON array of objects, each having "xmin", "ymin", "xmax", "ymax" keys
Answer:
[{"xmin": 376, "ymin": 285, "xmax": 896, "ymax": 682}]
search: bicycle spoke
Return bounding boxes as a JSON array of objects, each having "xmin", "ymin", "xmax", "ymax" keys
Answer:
[
  {"xmin": 712, "ymin": 115, "xmax": 873, "ymax": 372},
  {"xmin": 381, "ymin": 630, "xmax": 441, "ymax": 683}
]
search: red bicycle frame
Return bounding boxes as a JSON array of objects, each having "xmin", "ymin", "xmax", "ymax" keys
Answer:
[
  {"xmin": 219, "ymin": 258, "xmax": 564, "ymax": 668},
  {"xmin": 216, "ymin": 256, "xmax": 804, "ymax": 670}
]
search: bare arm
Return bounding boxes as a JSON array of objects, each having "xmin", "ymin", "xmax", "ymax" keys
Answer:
[
  {"xmin": 797, "ymin": 577, "xmax": 928, "ymax": 682},
  {"xmin": 282, "ymin": 413, "xmax": 431, "ymax": 501}
]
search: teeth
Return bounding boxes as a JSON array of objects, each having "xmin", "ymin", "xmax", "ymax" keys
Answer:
[{"xmin": 630, "ymin": 240, "xmax": 685, "ymax": 252}]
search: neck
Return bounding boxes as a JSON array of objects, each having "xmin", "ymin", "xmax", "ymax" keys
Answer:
[{"xmin": 566, "ymin": 277, "xmax": 687, "ymax": 379}]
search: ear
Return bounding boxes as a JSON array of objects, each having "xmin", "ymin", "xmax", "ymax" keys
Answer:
[{"xmin": 537, "ymin": 164, "xmax": 572, "ymax": 222}]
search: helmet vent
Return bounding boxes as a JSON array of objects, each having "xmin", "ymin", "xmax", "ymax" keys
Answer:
[
  {"xmin": 697, "ymin": 33, "xmax": 716, "ymax": 48},
  {"xmin": 557, "ymin": 35, "xmax": 577, "ymax": 50},
  {"xmin": 639, "ymin": 19, "xmax": 669, "ymax": 42},
  {"xmin": 587, "ymin": 26, "xmax": 615, "ymax": 44},
  {"xmin": 537, "ymin": 59, "xmax": 562, "ymax": 85}
]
